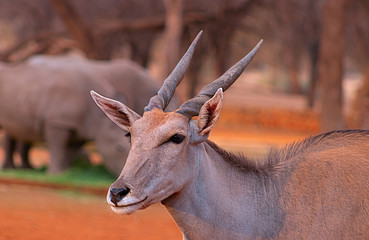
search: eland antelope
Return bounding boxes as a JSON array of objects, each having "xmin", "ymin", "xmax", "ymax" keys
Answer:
[{"xmin": 91, "ymin": 31, "xmax": 369, "ymax": 239}]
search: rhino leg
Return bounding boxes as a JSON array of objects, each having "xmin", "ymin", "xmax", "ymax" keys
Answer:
[
  {"xmin": 1, "ymin": 133, "xmax": 16, "ymax": 169},
  {"xmin": 17, "ymin": 141, "xmax": 33, "ymax": 169},
  {"xmin": 45, "ymin": 125, "xmax": 74, "ymax": 174},
  {"xmin": 65, "ymin": 141, "xmax": 89, "ymax": 164},
  {"xmin": 96, "ymin": 136, "xmax": 129, "ymax": 176}
]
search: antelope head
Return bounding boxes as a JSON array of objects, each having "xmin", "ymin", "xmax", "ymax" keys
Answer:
[{"xmin": 91, "ymin": 31, "xmax": 262, "ymax": 214}]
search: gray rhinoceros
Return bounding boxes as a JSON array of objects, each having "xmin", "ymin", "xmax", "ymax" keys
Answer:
[
  {"xmin": 27, "ymin": 54, "xmax": 170, "ymax": 115},
  {"xmin": 0, "ymin": 57, "xmax": 176, "ymax": 175}
]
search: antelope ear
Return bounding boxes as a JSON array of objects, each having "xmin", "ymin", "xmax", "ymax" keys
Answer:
[
  {"xmin": 190, "ymin": 88, "xmax": 223, "ymax": 143},
  {"xmin": 197, "ymin": 88, "xmax": 223, "ymax": 134},
  {"xmin": 90, "ymin": 91, "xmax": 141, "ymax": 131}
]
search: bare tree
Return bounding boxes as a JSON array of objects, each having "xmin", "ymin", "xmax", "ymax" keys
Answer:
[
  {"xmin": 318, "ymin": 0, "xmax": 348, "ymax": 131},
  {"xmin": 48, "ymin": 0, "xmax": 108, "ymax": 60},
  {"xmin": 347, "ymin": 0, "xmax": 369, "ymax": 128},
  {"xmin": 243, "ymin": 0, "xmax": 323, "ymax": 97},
  {"xmin": 161, "ymin": 0, "xmax": 183, "ymax": 78}
]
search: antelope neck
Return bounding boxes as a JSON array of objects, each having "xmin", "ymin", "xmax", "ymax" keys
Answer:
[{"xmin": 163, "ymin": 142, "xmax": 284, "ymax": 239}]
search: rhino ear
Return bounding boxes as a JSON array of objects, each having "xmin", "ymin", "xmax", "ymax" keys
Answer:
[{"xmin": 90, "ymin": 91, "xmax": 140, "ymax": 131}]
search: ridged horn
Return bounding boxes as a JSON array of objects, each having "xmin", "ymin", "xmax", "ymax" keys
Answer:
[
  {"xmin": 144, "ymin": 31, "xmax": 203, "ymax": 112},
  {"xmin": 176, "ymin": 39, "xmax": 263, "ymax": 119}
]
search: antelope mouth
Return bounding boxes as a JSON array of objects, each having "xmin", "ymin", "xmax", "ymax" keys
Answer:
[{"xmin": 110, "ymin": 196, "xmax": 148, "ymax": 215}]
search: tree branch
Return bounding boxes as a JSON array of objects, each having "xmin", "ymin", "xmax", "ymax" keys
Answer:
[{"xmin": 49, "ymin": 0, "xmax": 108, "ymax": 59}]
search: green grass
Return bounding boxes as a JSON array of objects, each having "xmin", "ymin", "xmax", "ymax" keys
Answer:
[{"xmin": 0, "ymin": 160, "xmax": 116, "ymax": 188}]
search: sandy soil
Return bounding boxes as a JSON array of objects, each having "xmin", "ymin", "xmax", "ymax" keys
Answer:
[{"xmin": 0, "ymin": 184, "xmax": 181, "ymax": 240}]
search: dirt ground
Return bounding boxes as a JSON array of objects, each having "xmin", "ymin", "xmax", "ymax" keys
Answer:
[{"xmin": 0, "ymin": 184, "xmax": 181, "ymax": 240}]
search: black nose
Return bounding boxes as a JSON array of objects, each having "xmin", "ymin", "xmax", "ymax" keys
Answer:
[{"xmin": 109, "ymin": 187, "xmax": 130, "ymax": 206}]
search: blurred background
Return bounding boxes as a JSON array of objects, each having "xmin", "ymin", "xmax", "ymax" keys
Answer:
[{"xmin": 0, "ymin": 0, "xmax": 368, "ymax": 239}]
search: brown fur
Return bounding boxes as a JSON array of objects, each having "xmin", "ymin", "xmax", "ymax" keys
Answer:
[{"xmin": 207, "ymin": 129, "xmax": 369, "ymax": 176}]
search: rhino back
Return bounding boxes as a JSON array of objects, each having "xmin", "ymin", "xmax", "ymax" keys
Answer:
[
  {"xmin": 28, "ymin": 55, "xmax": 175, "ymax": 114},
  {"xmin": 0, "ymin": 64, "xmax": 114, "ymax": 142},
  {"xmin": 95, "ymin": 59, "xmax": 159, "ymax": 114}
]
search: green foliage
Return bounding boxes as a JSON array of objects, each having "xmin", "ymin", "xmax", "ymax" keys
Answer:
[{"xmin": 0, "ymin": 160, "xmax": 116, "ymax": 188}]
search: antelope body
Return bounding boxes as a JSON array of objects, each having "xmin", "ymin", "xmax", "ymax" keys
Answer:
[{"xmin": 91, "ymin": 32, "xmax": 369, "ymax": 239}]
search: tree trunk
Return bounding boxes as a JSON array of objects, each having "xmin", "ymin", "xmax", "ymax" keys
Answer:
[
  {"xmin": 287, "ymin": 67, "xmax": 302, "ymax": 94},
  {"xmin": 162, "ymin": 0, "xmax": 183, "ymax": 76},
  {"xmin": 307, "ymin": 38, "xmax": 320, "ymax": 108},
  {"xmin": 361, "ymin": 67, "xmax": 369, "ymax": 129},
  {"xmin": 318, "ymin": 0, "xmax": 348, "ymax": 131},
  {"xmin": 187, "ymin": 46, "xmax": 204, "ymax": 98},
  {"xmin": 284, "ymin": 50, "xmax": 302, "ymax": 94},
  {"xmin": 49, "ymin": 0, "xmax": 108, "ymax": 60},
  {"xmin": 351, "ymin": 66, "xmax": 369, "ymax": 129}
]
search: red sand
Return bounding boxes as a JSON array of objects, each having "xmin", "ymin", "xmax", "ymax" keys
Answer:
[{"xmin": 0, "ymin": 184, "xmax": 181, "ymax": 240}]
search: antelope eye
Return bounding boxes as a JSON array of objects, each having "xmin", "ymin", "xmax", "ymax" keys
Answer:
[
  {"xmin": 125, "ymin": 132, "xmax": 131, "ymax": 144},
  {"xmin": 169, "ymin": 134, "xmax": 185, "ymax": 144}
]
